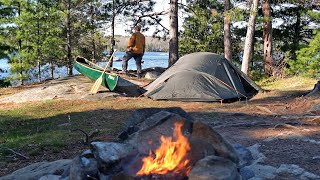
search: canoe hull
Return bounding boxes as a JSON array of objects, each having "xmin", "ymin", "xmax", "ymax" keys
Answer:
[{"xmin": 74, "ymin": 57, "xmax": 118, "ymax": 91}]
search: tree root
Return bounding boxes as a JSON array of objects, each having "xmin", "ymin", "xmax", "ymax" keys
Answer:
[{"xmin": 306, "ymin": 80, "xmax": 320, "ymax": 96}]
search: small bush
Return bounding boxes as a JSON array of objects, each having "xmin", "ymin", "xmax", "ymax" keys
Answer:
[{"xmin": 0, "ymin": 79, "xmax": 11, "ymax": 87}]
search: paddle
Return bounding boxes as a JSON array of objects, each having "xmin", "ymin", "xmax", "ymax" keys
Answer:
[{"xmin": 90, "ymin": 49, "xmax": 117, "ymax": 94}]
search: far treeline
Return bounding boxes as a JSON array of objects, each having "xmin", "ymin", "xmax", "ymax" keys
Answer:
[
  {"xmin": 0, "ymin": 0, "xmax": 319, "ymax": 86},
  {"xmin": 115, "ymin": 36, "xmax": 168, "ymax": 52}
]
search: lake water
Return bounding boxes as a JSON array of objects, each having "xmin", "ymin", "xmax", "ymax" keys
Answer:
[
  {"xmin": 108, "ymin": 51, "xmax": 168, "ymax": 70},
  {"xmin": 0, "ymin": 51, "xmax": 168, "ymax": 82}
]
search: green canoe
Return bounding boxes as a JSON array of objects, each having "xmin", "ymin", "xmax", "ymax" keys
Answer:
[{"xmin": 74, "ymin": 57, "xmax": 119, "ymax": 91}]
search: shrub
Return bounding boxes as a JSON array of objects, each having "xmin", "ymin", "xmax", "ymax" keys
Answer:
[{"xmin": 0, "ymin": 78, "xmax": 11, "ymax": 87}]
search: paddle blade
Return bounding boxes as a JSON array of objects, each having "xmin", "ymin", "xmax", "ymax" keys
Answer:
[{"xmin": 90, "ymin": 76, "xmax": 103, "ymax": 94}]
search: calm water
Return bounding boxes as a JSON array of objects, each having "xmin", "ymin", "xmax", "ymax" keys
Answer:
[
  {"xmin": 107, "ymin": 51, "xmax": 168, "ymax": 70},
  {"xmin": 0, "ymin": 52, "xmax": 168, "ymax": 81}
]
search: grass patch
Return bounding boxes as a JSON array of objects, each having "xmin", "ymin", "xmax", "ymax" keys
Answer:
[
  {"xmin": 0, "ymin": 98, "xmax": 221, "ymax": 159},
  {"xmin": 254, "ymin": 76, "xmax": 318, "ymax": 98},
  {"xmin": 258, "ymin": 76, "xmax": 318, "ymax": 91}
]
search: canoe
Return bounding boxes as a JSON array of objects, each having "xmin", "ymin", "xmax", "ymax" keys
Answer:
[
  {"xmin": 74, "ymin": 56, "xmax": 143, "ymax": 96},
  {"xmin": 74, "ymin": 56, "xmax": 119, "ymax": 91}
]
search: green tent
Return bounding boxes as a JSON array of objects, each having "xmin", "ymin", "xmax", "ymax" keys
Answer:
[{"xmin": 144, "ymin": 52, "xmax": 263, "ymax": 102}]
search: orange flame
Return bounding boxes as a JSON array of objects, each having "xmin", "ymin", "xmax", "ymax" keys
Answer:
[{"xmin": 136, "ymin": 122, "xmax": 192, "ymax": 176}]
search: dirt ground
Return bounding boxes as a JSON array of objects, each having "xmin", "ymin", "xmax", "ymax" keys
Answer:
[
  {"xmin": 206, "ymin": 96, "xmax": 320, "ymax": 179},
  {"xmin": 0, "ymin": 75, "xmax": 319, "ymax": 179}
]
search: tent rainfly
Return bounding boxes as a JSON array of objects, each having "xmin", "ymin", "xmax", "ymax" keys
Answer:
[{"xmin": 143, "ymin": 52, "xmax": 263, "ymax": 102}]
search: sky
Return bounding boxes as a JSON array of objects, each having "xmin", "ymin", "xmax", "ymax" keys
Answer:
[
  {"xmin": 105, "ymin": 0, "xmax": 185, "ymax": 36},
  {"xmin": 104, "ymin": 1, "xmax": 170, "ymax": 36}
]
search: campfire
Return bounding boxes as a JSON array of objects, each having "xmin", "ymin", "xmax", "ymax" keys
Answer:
[
  {"xmin": 136, "ymin": 122, "xmax": 192, "ymax": 177},
  {"xmin": 72, "ymin": 108, "xmax": 240, "ymax": 180},
  {"xmin": 2, "ymin": 108, "xmax": 243, "ymax": 180}
]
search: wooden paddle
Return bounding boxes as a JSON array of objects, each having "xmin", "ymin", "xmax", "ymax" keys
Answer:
[{"xmin": 90, "ymin": 49, "xmax": 117, "ymax": 94}]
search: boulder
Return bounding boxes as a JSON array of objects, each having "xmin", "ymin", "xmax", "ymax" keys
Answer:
[
  {"xmin": 125, "ymin": 112, "xmax": 193, "ymax": 155},
  {"xmin": 233, "ymin": 144, "xmax": 254, "ymax": 168},
  {"xmin": 188, "ymin": 156, "xmax": 241, "ymax": 180},
  {"xmin": 144, "ymin": 71, "xmax": 162, "ymax": 79},
  {"xmin": 38, "ymin": 175, "xmax": 62, "ymax": 180},
  {"xmin": 0, "ymin": 159, "xmax": 71, "ymax": 180},
  {"xmin": 189, "ymin": 121, "xmax": 239, "ymax": 164},
  {"xmin": 91, "ymin": 142, "xmax": 136, "ymax": 174},
  {"xmin": 118, "ymin": 107, "xmax": 193, "ymax": 140},
  {"xmin": 69, "ymin": 155, "xmax": 98, "ymax": 180}
]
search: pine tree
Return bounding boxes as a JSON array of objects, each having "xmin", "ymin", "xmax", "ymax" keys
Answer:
[
  {"xmin": 179, "ymin": 0, "xmax": 224, "ymax": 56},
  {"xmin": 290, "ymin": 10, "xmax": 320, "ymax": 78}
]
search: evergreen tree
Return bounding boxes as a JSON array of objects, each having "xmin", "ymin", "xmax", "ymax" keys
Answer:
[
  {"xmin": 1, "ymin": 0, "xmax": 30, "ymax": 84},
  {"xmin": 15, "ymin": 0, "xmax": 64, "ymax": 82},
  {"xmin": 179, "ymin": 0, "xmax": 224, "ymax": 56},
  {"xmin": 60, "ymin": 0, "xmax": 89, "ymax": 75},
  {"xmin": 231, "ymin": 1, "xmax": 318, "ymax": 78},
  {"xmin": 0, "ymin": 1, "xmax": 15, "ymax": 59},
  {"xmin": 268, "ymin": 1, "xmax": 316, "ymax": 61},
  {"xmin": 1, "ymin": 0, "xmax": 65, "ymax": 82},
  {"xmin": 79, "ymin": 0, "xmax": 107, "ymax": 61},
  {"xmin": 289, "ymin": 10, "xmax": 320, "ymax": 78}
]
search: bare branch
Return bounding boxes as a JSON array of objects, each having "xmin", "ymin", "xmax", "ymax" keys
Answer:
[
  {"xmin": 72, "ymin": 129, "xmax": 89, "ymax": 145},
  {"xmin": 0, "ymin": 146, "xmax": 30, "ymax": 159},
  {"xmin": 133, "ymin": 11, "xmax": 170, "ymax": 31}
]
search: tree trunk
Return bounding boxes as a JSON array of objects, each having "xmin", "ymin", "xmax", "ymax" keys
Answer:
[
  {"xmin": 168, "ymin": 0, "xmax": 178, "ymax": 67},
  {"xmin": 37, "ymin": 3, "xmax": 41, "ymax": 83},
  {"xmin": 50, "ymin": 61, "xmax": 54, "ymax": 79},
  {"xmin": 37, "ymin": 60, "xmax": 41, "ymax": 82},
  {"xmin": 108, "ymin": 0, "xmax": 115, "ymax": 68},
  {"xmin": 262, "ymin": 0, "xmax": 273, "ymax": 76},
  {"xmin": 291, "ymin": 7, "xmax": 301, "ymax": 61},
  {"xmin": 90, "ymin": 3, "xmax": 96, "ymax": 61},
  {"xmin": 67, "ymin": 0, "xmax": 73, "ymax": 76},
  {"xmin": 241, "ymin": 0, "xmax": 259, "ymax": 75},
  {"xmin": 224, "ymin": 0, "xmax": 232, "ymax": 61},
  {"xmin": 306, "ymin": 81, "xmax": 320, "ymax": 96},
  {"xmin": 17, "ymin": 2, "xmax": 23, "ymax": 85}
]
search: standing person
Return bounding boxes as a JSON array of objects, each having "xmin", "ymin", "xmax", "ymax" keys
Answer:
[{"xmin": 121, "ymin": 24, "xmax": 145, "ymax": 78}]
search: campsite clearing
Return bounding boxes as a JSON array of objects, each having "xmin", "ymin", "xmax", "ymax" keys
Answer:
[{"xmin": 0, "ymin": 76, "xmax": 319, "ymax": 179}]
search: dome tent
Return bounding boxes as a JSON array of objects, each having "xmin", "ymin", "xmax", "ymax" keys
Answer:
[{"xmin": 143, "ymin": 52, "xmax": 263, "ymax": 102}]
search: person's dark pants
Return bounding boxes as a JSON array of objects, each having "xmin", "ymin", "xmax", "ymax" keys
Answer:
[{"xmin": 122, "ymin": 52, "xmax": 143, "ymax": 77}]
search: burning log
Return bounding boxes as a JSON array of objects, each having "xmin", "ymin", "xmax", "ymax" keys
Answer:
[{"xmin": 136, "ymin": 173, "xmax": 188, "ymax": 180}]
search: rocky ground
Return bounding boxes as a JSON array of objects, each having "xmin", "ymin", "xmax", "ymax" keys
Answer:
[
  {"xmin": 0, "ymin": 75, "xmax": 319, "ymax": 179},
  {"xmin": 198, "ymin": 97, "xmax": 320, "ymax": 179},
  {"xmin": 0, "ymin": 75, "xmax": 124, "ymax": 103}
]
